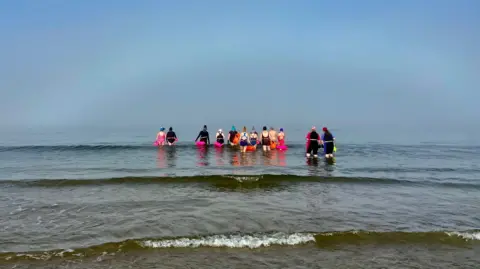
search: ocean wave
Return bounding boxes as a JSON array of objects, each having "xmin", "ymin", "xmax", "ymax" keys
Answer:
[
  {"xmin": 1, "ymin": 174, "xmax": 479, "ymax": 189},
  {"xmin": 1, "ymin": 230, "xmax": 479, "ymax": 262}
]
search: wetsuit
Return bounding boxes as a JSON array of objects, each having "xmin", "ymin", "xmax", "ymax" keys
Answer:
[
  {"xmin": 322, "ymin": 132, "xmax": 335, "ymax": 154},
  {"xmin": 166, "ymin": 131, "xmax": 177, "ymax": 144},
  {"xmin": 229, "ymin": 130, "xmax": 237, "ymax": 144},
  {"xmin": 239, "ymin": 132, "xmax": 249, "ymax": 146},
  {"xmin": 196, "ymin": 130, "xmax": 210, "ymax": 144},
  {"xmin": 306, "ymin": 131, "xmax": 320, "ymax": 155},
  {"xmin": 261, "ymin": 131, "xmax": 270, "ymax": 145},
  {"xmin": 216, "ymin": 133, "xmax": 225, "ymax": 144}
]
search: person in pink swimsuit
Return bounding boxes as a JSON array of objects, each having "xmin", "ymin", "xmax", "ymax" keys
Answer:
[
  {"xmin": 155, "ymin": 127, "xmax": 166, "ymax": 146},
  {"xmin": 277, "ymin": 128, "xmax": 286, "ymax": 146}
]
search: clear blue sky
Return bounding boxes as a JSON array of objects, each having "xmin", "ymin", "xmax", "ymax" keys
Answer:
[{"xmin": 1, "ymin": 0, "xmax": 479, "ymax": 131}]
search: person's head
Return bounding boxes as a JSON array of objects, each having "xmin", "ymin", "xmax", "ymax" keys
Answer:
[
  {"xmin": 218, "ymin": 128, "xmax": 222, "ymax": 133},
  {"xmin": 270, "ymin": 127, "xmax": 274, "ymax": 131},
  {"xmin": 242, "ymin": 126, "xmax": 247, "ymax": 132},
  {"xmin": 323, "ymin": 127, "xmax": 330, "ymax": 134},
  {"xmin": 231, "ymin": 125, "xmax": 236, "ymax": 131},
  {"xmin": 263, "ymin": 126, "xmax": 267, "ymax": 131},
  {"xmin": 203, "ymin": 125, "xmax": 207, "ymax": 130},
  {"xmin": 280, "ymin": 128, "xmax": 284, "ymax": 132},
  {"xmin": 169, "ymin": 127, "xmax": 173, "ymax": 131},
  {"xmin": 311, "ymin": 126, "xmax": 316, "ymax": 132},
  {"xmin": 160, "ymin": 127, "xmax": 165, "ymax": 131}
]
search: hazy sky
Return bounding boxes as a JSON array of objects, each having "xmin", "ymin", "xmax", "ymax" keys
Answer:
[{"xmin": 1, "ymin": 0, "xmax": 479, "ymax": 131}]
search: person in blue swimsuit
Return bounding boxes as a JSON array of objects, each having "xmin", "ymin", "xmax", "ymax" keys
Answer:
[
  {"xmin": 239, "ymin": 126, "xmax": 250, "ymax": 152},
  {"xmin": 249, "ymin": 127, "xmax": 258, "ymax": 146}
]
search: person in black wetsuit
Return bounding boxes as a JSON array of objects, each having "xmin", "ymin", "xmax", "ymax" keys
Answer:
[
  {"xmin": 321, "ymin": 127, "xmax": 335, "ymax": 158},
  {"xmin": 195, "ymin": 125, "xmax": 210, "ymax": 145},
  {"xmin": 305, "ymin": 126, "xmax": 320, "ymax": 158},
  {"xmin": 166, "ymin": 127, "xmax": 177, "ymax": 145}
]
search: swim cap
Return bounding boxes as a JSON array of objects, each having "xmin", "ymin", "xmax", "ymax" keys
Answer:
[
  {"xmin": 312, "ymin": 126, "xmax": 316, "ymax": 130},
  {"xmin": 160, "ymin": 127, "xmax": 165, "ymax": 131},
  {"xmin": 280, "ymin": 128, "xmax": 283, "ymax": 131},
  {"xmin": 231, "ymin": 126, "xmax": 236, "ymax": 131},
  {"xmin": 218, "ymin": 129, "xmax": 222, "ymax": 132},
  {"xmin": 323, "ymin": 127, "xmax": 328, "ymax": 131}
]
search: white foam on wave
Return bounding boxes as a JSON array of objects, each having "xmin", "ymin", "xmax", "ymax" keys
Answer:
[
  {"xmin": 141, "ymin": 232, "xmax": 316, "ymax": 249},
  {"xmin": 4, "ymin": 231, "xmax": 480, "ymax": 262},
  {"xmin": 223, "ymin": 175, "xmax": 263, "ymax": 182},
  {"xmin": 447, "ymin": 231, "xmax": 480, "ymax": 241}
]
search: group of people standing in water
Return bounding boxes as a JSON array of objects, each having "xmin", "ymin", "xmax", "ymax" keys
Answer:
[
  {"xmin": 154, "ymin": 125, "xmax": 335, "ymax": 159},
  {"xmin": 220, "ymin": 125, "xmax": 287, "ymax": 153}
]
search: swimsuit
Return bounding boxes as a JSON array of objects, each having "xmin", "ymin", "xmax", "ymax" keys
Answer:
[
  {"xmin": 239, "ymin": 132, "xmax": 249, "ymax": 146},
  {"xmin": 261, "ymin": 132, "xmax": 270, "ymax": 145},
  {"xmin": 157, "ymin": 132, "xmax": 166, "ymax": 144},
  {"xmin": 250, "ymin": 134, "xmax": 257, "ymax": 145},
  {"xmin": 278, "ymin": 133, "xmax": 285, "ymax": 146},
  {"xmin": 166, "ymin": 131, "xmax": 177, "ymax": 144},
  {"xmin": 216, "ymin": 133, "xmax": 224, "ymax": 144},
  {"xmin": 229, "ymin": 131, "xmax": 237, "ymax": 143}
]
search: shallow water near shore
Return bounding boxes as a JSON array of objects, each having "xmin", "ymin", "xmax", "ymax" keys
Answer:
[{"xmin": 1, "ymin": 128, "xmax": 479, "ymax": 268}]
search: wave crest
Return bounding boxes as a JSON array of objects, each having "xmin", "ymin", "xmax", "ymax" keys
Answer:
[
  {"xmin": 142, "ymin": 232, "xmax": 314, "ymax": 249},
  {"xmin": 1, "ymin": 174, "xmax": 479, "ymax": 190},
  {"xmin": 2, "ymin": 230, "xmax": 479, "ymax": 262}
]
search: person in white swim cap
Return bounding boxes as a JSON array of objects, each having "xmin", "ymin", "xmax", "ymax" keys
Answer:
[
  {"xmin": 306, "ymin": 126, "xmax": 320, "ymax": 158},
  {"xmin": 216, "ymin": 129, "xmax": 225, "ymax": 144}
]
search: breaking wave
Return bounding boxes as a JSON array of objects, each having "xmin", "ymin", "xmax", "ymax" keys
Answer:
[{"xmin": 1, "ymin": 230, "xmax": 479, "ymax": 262}]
